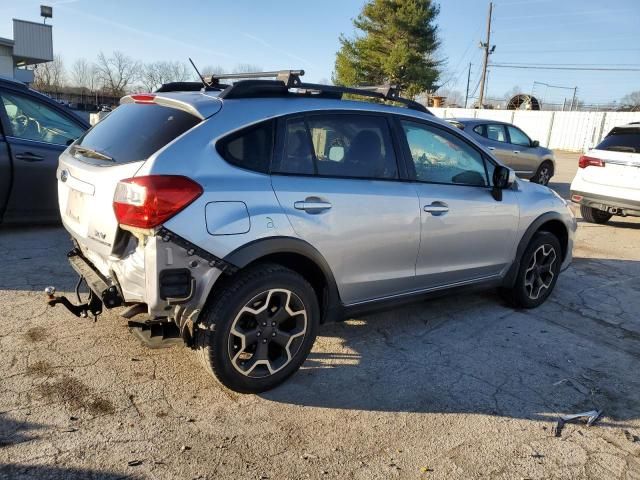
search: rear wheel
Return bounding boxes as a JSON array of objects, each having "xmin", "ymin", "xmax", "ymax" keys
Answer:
[
  {"xmin": 195, "ymin": 263, "xmax": 319, "ymax": 393},
  {"xmin": 531, "ymin": 161, "xmax": 553, "ymax": 186},
  {"xmin": 503, "ymin": 231, "xmax": 562, "ymax": 308},
  {"xmin": 580, "ymin": 205, "xmax": 612, "ymax": 224}
]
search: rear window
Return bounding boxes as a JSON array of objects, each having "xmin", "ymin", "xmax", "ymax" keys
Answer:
[
  {"xmin": 596, "ymin": 128, "xmax": 640, "ymax": 153},
  {"xmin": 216, "ymin": 120, "xmax": 274, "ymax": 173},
  {"xmin": 74, "ymin": 103, "xmax": 200, "ymax": 163}
]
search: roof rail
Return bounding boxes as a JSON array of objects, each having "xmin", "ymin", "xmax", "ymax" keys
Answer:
[{"xmin": 204, "ymin": 69, "xmax": 430, "ymax": 114}]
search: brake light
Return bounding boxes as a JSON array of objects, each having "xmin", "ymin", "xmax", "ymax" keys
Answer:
[
  {"xmin": 578, "ymin": 155, "xmax": 605, "ymax": 168},
  {"xmin": 113, "ymin": 176, "xmax": 203, "ymax": 229},
  {"xmin": 131, "ymin": 94, "xmax": 156, "ymax": 104}
]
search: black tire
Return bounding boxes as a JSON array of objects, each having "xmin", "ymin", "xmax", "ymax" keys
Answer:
[
  {"xmin": 195, "ymin": 263, "xmax": 319, "ymax": 393},
  {"xmin": 580, "ymin": 205, "xmax": 612, "ymax": 224},
  {"xmin": 503, "ymin": 231, "xmax": 562, "ymax": 309},
  {"xmin": 531, "ymin": 161, "xmax": 554, "ymax": 186}
]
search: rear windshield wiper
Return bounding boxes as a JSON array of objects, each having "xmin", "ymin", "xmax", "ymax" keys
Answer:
[
  {"xmin": 72, "ymin": 145, "xmax": 114, "ymax": 162},
  {"xmin": 605, "ymin": 146, "xmax": 637, "ymax": 153}
]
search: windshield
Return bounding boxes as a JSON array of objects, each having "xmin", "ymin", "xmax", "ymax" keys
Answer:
[
  {"xmin": 74, "ymin": 103, "xmax": 201, "ymax": 164},
  {"xmin": 596, "ymin": 128, "xmax": 640, "ymax": 154}
]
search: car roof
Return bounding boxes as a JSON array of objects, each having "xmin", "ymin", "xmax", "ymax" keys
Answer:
[
  {"xmin": 134, "ymin": 90, "xmax": 443, "ymax": 126},
  {"xmin": 451, "ymin": 117, "xmax": 512, "ymax": 126}
]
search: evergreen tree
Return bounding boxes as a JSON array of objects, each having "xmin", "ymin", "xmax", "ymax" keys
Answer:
[{"xmin": 334, "ymin": 0, "xmax": 441, "ymax": 98}]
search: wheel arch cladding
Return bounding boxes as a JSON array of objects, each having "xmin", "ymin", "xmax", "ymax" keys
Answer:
[
  {"xmin": 223, "ymin": 237, "xmax": 342, "ymax": 323},
  {"xmin": 503, "ymin": 212, "xmax": 568, "ymax": 287}
]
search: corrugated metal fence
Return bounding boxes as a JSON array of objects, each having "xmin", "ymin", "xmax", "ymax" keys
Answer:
[{"xmin": 430, "ymin": 108, "xmax": 640, "ymax": 152}]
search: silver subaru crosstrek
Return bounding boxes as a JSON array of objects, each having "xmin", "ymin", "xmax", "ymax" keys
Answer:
[
  {"xmin": 447, "ymin": 118, "xmax": 556, "ymax": 186},
  {"xmin": 49, "ymin": 71, "xmax": 575, "ymax": 393}
]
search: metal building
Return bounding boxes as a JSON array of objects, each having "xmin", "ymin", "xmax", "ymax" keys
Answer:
[{"xmin": 0, "ymin": 19, "xmax": 53, "ymax": 84}]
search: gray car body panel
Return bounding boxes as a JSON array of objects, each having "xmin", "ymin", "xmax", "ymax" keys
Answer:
[
  {"xmin": 57, "ymin": 93, "xmax": 575, "ymax": 324},
  {"xmin": 450, "ymin": 118, "xmax": 555, "ymax": 178}
]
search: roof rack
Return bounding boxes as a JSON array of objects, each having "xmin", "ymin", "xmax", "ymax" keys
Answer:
[{"xmin": 201, "ymin": 69, "xmax": 430, "ymax": 114}]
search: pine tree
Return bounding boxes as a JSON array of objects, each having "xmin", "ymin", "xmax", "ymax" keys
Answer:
[{"xmin": 334, "ymin": 0, "xmax": 441, "ymax": 98}]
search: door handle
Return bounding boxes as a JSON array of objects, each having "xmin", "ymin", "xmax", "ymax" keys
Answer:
[
  {"xmin": 423, "ymin": 201, "xmax": 449, "ymax": 216},
  {"xmin": 15, "ymin": 152, "xmax": 44, "ymax": 162},
  {"xmin": 487, "ymin": 146, "xmax": 495, "ymax": 151},
  {"xmin": 513, "ymin": 150, "xmax": 520, "ymax": 154},
  {"xmin": 294, "ymin": 199, "xmax": 332, "ymax": 213}
]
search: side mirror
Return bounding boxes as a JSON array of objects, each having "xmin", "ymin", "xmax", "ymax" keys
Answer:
[
  {"xmin": 492, "ymin": 165, "xmax": 515, "ymax": 201},
  {"xmin": 531, "ymin": 140, "xmax": 540, "ymax": 148}
]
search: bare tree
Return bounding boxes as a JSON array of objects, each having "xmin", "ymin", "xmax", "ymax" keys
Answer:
[
  {"xmin": 620, "ymin": 91, "xmax": 640, "ymax": 111},
  {"xmin": 140, "ymin": 61, "xmax": 192, "ymax": 91},
  {"xmin": 94, "ymin": 51, "xmax": 140, "ymax": 97},
  {"xmin": 33, "ymin": 54, "xmax": 66, "ymax": 92},
  {"xmin": 504, "ymin": 85, "xmax": 523, "ymax": 101},
  {"xmin": 200, "ymin": 65, "xmax": 225, "ymax": 77},
  {"xmin": 70, "ymin": 58, "xmax": 94, "ymax": 89},
  {"xmin": 435, "ymin": 88, "xmax": 464, "ymax": 107},
  {"xmin": 233, "ymin": 64, "xmax": 263, "ymax": 74}
]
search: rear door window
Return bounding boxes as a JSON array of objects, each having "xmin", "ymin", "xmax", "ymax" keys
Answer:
[
  {"xmin": 74, "ymin": 103, "xmax": 200, "ymax": 164},
  {"xmin": 596, "ymin": 128, "xmax": 640, "ymax": 153},
  {"xmin": 275, "ymin": 113, "xmax": 398, "ymax": 180},
  {"xmin": 486, "ymin": 124, "xmax": 507, "ymax": 142}
]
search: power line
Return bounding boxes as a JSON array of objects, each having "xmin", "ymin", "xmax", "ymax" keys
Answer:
[{"xmin": 489, "ymin": 64, "xmax": 640, "ymax": 72}]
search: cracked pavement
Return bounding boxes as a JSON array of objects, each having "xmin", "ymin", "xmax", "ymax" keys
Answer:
[{"xmin": 1, "ymin": 151, "xmax": 639, "ymax": 479}]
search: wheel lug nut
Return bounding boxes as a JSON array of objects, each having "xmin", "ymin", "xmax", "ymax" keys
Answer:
[
  {"xmin": 262, "ymin": 339, "xmax": 267, "ymax": 343},
  {"xmin": 262, "ymin": 322, "xmax": 267, "ymax": 327},
  {"xmin": 271, "ymin": 332, "xmax": 276, "ymax": 337},
  {"xmin": 256, "ymin": 331, "xmax": 261, "ymax": 337},
  {"xmin": 271, "ymin": 322, "xmax": 276, "ymax": 326}
]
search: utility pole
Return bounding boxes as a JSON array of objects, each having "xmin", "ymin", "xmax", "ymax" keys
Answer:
[
  {"xmin": 478, "ymin": 2, "xmax": 494, "ymax": 108},
  {"xmin": 464, "ymin": 63, "xmax": 471, "ymax": 108},
  {"xmin": 570, "ymin": 86, "xmax": 578, "ymax": 111}
]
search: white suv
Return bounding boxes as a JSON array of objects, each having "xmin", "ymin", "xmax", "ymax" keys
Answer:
[{"xmin": 571, "ymin": 123, "xmax": 640, "ymax": 224}]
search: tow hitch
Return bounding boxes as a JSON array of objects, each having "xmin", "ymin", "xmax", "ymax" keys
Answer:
[
  {"xmin": 45, "ymin": 248, "xmax": 124, "ymax": 320},
  {"xmin": 45, "ymin": 285, "xmax": 103, "ymax": 321}
]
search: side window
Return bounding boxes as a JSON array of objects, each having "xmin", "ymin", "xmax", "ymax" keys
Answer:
[
  {"xmin": 401, "ymin": 120, "xmax": 488, "ymax": 187},
  {"xmin": 0, "ymin": 91, "xmax": 84, "ymax": 145},
  {"xmin": 217, "ymin": 120, "xmax": 274, "ymax": 173},
  {"xmin": 507, "ymin": 126, "xmax": 531, "ymax": 147},
  {"xmin": 486, "ymin": 124, "xmax": 507, "ymax": 142},
  {"xmin": 276, "ymin": 114, "xmax": 398, "ymax": 180},
  {"xmin": 277, "ymin": 118, "xmax": 315, "ymax": 174},
  {"xmin": 473, "ymin": 125, "xmax": 485, "ymax": 137}
]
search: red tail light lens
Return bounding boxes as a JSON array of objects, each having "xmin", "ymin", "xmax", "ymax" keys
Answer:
[
  {"xmin": 130, "ymin": 94, "xmax": 156, "ymax": 104},
  {"xmin": 113, "ymin": 175, "xmax": 203, "ymax": 229},
  {"xmin": 578, "ymin": 155, "xmax": 605, "ymax": 168}
]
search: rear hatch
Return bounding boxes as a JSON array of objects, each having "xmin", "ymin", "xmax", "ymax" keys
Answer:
[
  {"xmin": 582, "ymin": 126, "xmax": 640, "ymax": 190},
  {"xmin": 58, "ymin": 93, "xmax": 219, "ymax": 261}
]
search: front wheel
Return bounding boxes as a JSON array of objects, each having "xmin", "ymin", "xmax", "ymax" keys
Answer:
[
  {"xmin": 531, "ymin": 161, "xmax": 554, "ymax": 186},
  {"xmin": 503, "ymin": 231, "xmax": 562, "ymax": 308},
  {"xmin": 195, "ymin": 263, "xmax": 319, "ymax": 393}
]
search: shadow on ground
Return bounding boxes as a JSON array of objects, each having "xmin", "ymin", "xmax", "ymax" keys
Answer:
[{"xmin": 263, "ymin": 257, "xmax": 640, "ymax": 425}]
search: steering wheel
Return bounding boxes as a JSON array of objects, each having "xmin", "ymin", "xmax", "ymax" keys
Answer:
[{"xmin": 12, "ymin": 114, "xmax": 41, "ymax": 138}]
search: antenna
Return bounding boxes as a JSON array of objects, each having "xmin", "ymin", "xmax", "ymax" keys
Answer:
[{"xmin": 188, "ymin": 58, "xmax": 209, "ymax": 90}]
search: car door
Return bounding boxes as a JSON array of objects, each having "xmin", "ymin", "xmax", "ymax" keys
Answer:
[
  {"xmin": 397, "ymin": 118, "xmax": 520, "ymax": 289},
  {"xmin": 0, "ymin": 127, "xmax": 10, "ymax": 222},
  {"xmin": 270, "ymin": 112, "xmax": 421, "ymax": 305},
  {"xmin": 0, "ymin": 89, "xmax": 86, "ymax": 223},
  {"xmin": 473, "ymin": 123, "xmax": 513, "ymax": 166},
  {"xmin": 506, "ymin": 125, "xmax": 537, "ymax": 176}
]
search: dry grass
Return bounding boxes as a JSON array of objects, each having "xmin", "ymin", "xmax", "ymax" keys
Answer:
[
  {"xmin": 25, "ymin": 326, "xmax": 47, "ymax": 342},
  {"xmin": 26, "ymin": 360, "xmax": 54, "ymax": 377}
]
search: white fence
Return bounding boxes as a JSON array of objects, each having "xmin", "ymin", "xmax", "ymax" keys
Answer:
[{"xmin": 430, "ymin": 108, "xmax": 640, "ymax": 152}]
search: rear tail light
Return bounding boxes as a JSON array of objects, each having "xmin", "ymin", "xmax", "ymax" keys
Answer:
[
  {"xmin": 130, "ymin": 94, "xmax": 156, "ymax": 104},
  {"xmin": 578, "ymin": 155, "xmax": 605, "ymax": 168},
  {"xmin": 113, "ymin": 175, "xmax": 203, "ymax": 229}
]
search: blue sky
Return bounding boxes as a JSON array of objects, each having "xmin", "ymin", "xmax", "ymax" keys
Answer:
[{"xmin": 1, "ymin": 0, "xmax": 639, "ymax": 105}]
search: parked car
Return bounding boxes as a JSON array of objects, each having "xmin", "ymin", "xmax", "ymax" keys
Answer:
[
  {"xmin": 570, "ymin": 123, "xmax": 640, "ymax": 224},
  {"xmin": 0, "ymin": 76, "xmax": 89, "ymax": 224},
  {"xmin": 447, "ymin": 118, "xmax": 555, "ymax": 185},
  {"xmin": 48, "ymin": 72, "xmax": 575, "ymax": 393}
]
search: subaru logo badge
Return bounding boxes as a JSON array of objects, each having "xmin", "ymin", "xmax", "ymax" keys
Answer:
[{"xmin": 60, "ymin": 170, "xmax": 68, "ymax": 182}]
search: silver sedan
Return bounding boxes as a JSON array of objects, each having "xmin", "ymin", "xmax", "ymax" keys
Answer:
[{"xmin": 447, "ymin": 118, "xmax": 556, "ymax": 185}]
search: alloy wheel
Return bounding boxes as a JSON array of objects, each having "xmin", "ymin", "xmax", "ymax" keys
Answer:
[
  {"xmin": 537, "ymin": 166, "xmax": 551, "ymax": 185},
  {"xmin": 524, "ymin": 244, "xmax": 557, "ymax": 300},
  {"xmin": 228, "ymin": 289, "xmax": 307, "ymax": 378}
]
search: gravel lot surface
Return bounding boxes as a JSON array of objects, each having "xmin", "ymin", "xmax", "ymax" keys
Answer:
[{"xmin": 1, "ymin": 151, "xmax": 639, "ymax": 479}]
